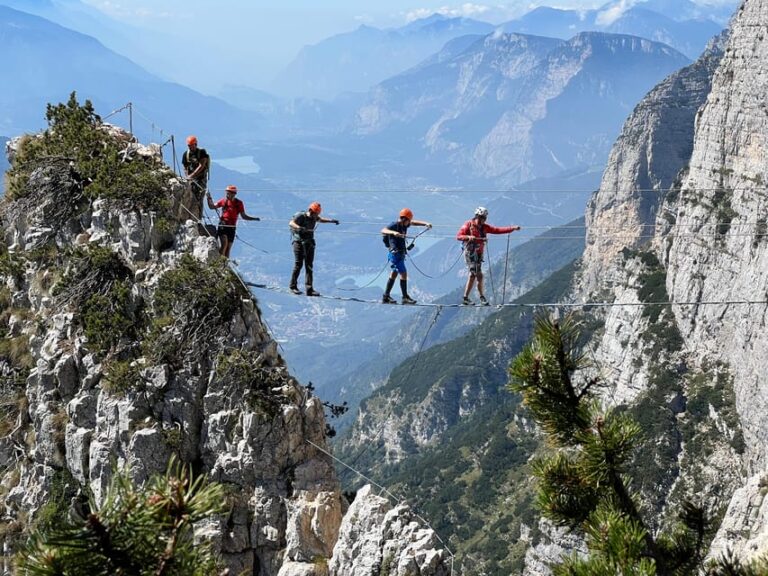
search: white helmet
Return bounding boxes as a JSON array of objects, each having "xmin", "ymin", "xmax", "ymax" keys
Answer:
[{"xmin": 474, "ymin": 206, "xmax": 489, "ymax": 218}]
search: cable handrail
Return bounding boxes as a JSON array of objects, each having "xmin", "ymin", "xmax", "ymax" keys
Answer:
[{"xmin": 200, "ymin": 185, "xmax": 768, "ymax": 194}]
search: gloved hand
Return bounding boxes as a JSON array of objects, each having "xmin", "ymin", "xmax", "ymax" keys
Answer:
[
  {"xmin": 332, "ymin": 219, "xmax": 340, "ymax": 225},
  {"xmin": 255, "ymin": 217, "xmax": 261, "ymax": 221},
  {"xmin": 407, "ymin": 243, "xmax": 415, "ymax": 251}
]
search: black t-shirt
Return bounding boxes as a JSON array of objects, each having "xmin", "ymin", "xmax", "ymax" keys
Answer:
[
  {"xmin": 384, "ymin": 221, "xmax": 409, "ymax": 252},
  {"xmin": 182, "ymin": 148, "xmax": 209, "ymax": 178},
  {"xmin": 291, "ymin": 211, "xmax": 317, "ymax": 242}
]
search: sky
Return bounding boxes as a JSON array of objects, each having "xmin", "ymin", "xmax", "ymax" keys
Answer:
[{"xmin": 79, "ymin": 0, "xmax": 739, "ymax": 94}]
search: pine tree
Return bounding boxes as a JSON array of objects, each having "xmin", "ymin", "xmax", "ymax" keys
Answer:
[
  {"xmin": 508, "ymin": 314, "xmax": 712, "ymax": 575},
  {"xmin": 16, "ymin": 460, "xmax": 227, "ymax": 575}
]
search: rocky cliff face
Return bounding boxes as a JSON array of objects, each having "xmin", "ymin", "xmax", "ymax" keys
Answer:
[
  {"xmin": 661, "ymin": 0, "xmax": 768, "ymax": 560},
  {"xmin": 0, "ymin": 127, "xmax": 450, "ymax": 574},
  {"xmin": 580, "ymin": 33, "xmax": 727, "ymax": 297},
  {"xmin": 530, "ymin": 0, "xmax": 768, "ymax": 570}
]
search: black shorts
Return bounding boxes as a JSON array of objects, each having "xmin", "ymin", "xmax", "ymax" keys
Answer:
[{"xmin": 217, "ymin": 224, "xmax": 236, "ymax": 243}]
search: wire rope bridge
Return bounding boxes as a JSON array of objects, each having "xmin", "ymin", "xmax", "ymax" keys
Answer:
[{"xmin": 108, "ymin": 106, "xmax": 768, "ymax": 575}]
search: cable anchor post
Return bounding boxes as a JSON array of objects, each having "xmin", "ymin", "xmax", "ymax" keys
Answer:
[{"xmin": 127, "ymin": 102, "xmax": 133, "ymax": 137}]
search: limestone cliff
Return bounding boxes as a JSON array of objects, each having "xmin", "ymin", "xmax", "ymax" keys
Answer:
[
  {"xmin": 523, "ymin": 0, "xmax": 768, "ymax": 570},
  {"xmin": 0, "ymin": 124, "xmax": 450, "ymax": 574}
]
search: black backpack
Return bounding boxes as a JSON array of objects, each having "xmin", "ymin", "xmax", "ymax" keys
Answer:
[{"xmin": 382, "ymin": 233, "xmax": 390, "ymax": 248}]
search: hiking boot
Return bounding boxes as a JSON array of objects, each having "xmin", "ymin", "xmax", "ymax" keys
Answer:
[
  {"xmin": 306, "ymin": 288, "xmax": 321, "ymax": 297},
  {"xmin": 462, "ymin": 296, "xmax": 474, "ymax": 306},
  {"xmin": 479, "ymin": 296, "xmax": 490, "ymax": 306},
  {"xmin": 401, "ymin": 295, "xmax": 417, "ymax": 305},
  {"xmin": 289, "ymin": 286, "xmax": 302, "ymax": 295},
  {"xmin": 382, "ymin": 294, "xmax": 398, "ymax": 304}
]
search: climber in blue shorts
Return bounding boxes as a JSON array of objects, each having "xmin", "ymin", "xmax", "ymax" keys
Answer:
[{"xmin": 380, "ymin": 208, "xmax": 432, "ymax": 305}]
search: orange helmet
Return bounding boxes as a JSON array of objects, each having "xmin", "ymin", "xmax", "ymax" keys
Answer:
[
  {"xmin": 225, "ymin": 185, "xmax": 238, "ymax": 194},
  {"xmin": 399, "ymin": 208, "xmax": 414, "ymax": 220},
  {"xmin": 308, "ymin": 202, "xmax": 322, "ymax": 214},
  {"xmin": 186, "ymin": 135, "xmax": 198, "ymax": 146}
]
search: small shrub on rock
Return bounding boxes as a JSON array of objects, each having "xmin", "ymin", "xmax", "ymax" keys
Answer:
[{"xmin": 145, "ymin": 255, "xmax": 246, "ymax": 366}]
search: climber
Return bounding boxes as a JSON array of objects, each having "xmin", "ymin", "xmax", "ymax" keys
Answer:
[
  {"xmin": 182, "ymin": 135, "xmax": 210, "ymax": 215},
  {"xmin": 206, "ymin": 185, "xmax": 260, "ymax": 259},
  {"xmin": 288, "ymin": 202, "xmax": 340, "ymax": 296},
  {"xmin": 457, "ymin": 207, "xmax": 520, "ymax": 305},
  {"xmin": 381, "ymin": 208, "xmax": 432, "ymax": 305}
]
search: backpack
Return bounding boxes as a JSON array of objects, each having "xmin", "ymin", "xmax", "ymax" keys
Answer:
[{"xmin": 382, "ymin": 233, "xmax": 390, "ymax": 248}]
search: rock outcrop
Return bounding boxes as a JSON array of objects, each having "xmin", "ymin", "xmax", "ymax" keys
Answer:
[
  {"xmin": 0, "ymin": 127, "xmax": 450, "ymax": 574},
  {"xmin": 330, "ymin": 485, "xmax": 451, "ymax": 576}
]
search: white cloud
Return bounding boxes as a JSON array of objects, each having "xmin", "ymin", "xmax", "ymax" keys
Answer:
[
  {"xmin": 595, "ymin": 0, "xmax": 637, "ymax": 26},
  {"xmin": 405, "ymin": 3, "xmax": 492, "ymax": 23}
]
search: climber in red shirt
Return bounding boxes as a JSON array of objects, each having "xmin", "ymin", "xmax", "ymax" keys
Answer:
[
  {"xmin": 206, "ymin": 185, "xmax": 260, "ymax": 258},
  {"xmin": 456, "ymin": 207, "xmax": 520, "ymax": 305}
]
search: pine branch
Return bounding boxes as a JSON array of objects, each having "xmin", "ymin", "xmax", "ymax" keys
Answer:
[{"xmin": 507, "ymin": 312, "xmax": 719, "ymax": 575}]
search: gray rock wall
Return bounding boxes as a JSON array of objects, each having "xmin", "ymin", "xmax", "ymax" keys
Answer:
[
  {"xmin": 660, "ymin": 0, "xmax": 768, "ymax": 560},
  {"xmin": 542, "ymin": 0, "xmax": 768, "ymax": 570}
]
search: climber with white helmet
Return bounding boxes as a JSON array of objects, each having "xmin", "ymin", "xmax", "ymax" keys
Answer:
[
  {"xmin": 381, "ymin": 208, "xmax": 432, "ymax": 305},
  {"xmin": 456, "ymin": 206, "xmax": 520, "ymax": 305},
  {"xmin": 206, "ymin": 185, "xmax": 260, "ymax": 259},
  {"xmin": 289, "ymin": 202, "xmax": 340, "ymax": 296}
]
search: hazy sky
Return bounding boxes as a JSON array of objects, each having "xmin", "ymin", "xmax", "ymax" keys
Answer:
[{"xmin": 79, "ymin": 0, "xmax": 738, "ymax": 93}]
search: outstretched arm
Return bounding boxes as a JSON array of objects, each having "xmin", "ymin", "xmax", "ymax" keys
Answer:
[
  {"xmin": 319, "ymin": 216, "xmax": 340, "ymax": 225},
  {"xmin": 411, "ymin": 219, "xmax": 432, "ymax": 229},
  {"xmin": 484, "ymin": 224, "xmax": 521, "ymax": 234},
  {"xmin": 242, "ymin": 212, "xmax": 260, "ymax": 221}
]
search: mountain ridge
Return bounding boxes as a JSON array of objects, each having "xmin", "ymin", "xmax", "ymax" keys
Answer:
[
  {"xmin": 350, "ymin": 30, "xmax": 690, "ymax": 188},
  {"xmin": 0, "ymin": 5, "xmax": 260, "ymax": 142},
  {"xmin": 271, "ymin": 14, "xmax": 495, "ymax": 99}
]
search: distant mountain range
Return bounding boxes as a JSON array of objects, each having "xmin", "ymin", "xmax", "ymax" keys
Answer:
[
  {"xmin": 0, "ymin": 0, "xmax": 177, "ymax": 81},
  {"xmin": 0, "ymin": 5, "xmax": 259, "ymax": 142},
  {"xmin": 272, "ymin": 1, "xmax": 727, "ymax": 101},
  {"xmin": 503, "ymin": 4, "xmax": 722, "ymax": 59},
  {"xmin": 271, "ymin": 15, "xmax": 496, "ymax": 100},
  {"xmin": 348, "ymin": 31, "xmax": 691, "ymax": 187}
]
